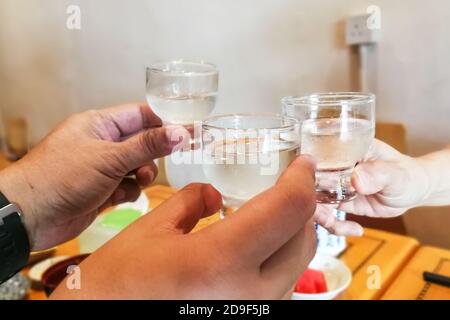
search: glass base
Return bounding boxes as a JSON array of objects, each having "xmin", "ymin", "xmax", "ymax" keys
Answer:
[
  {"xmin": 316, "ymin": 190, "xmax": 357, "ymax": 204},
  {"xmin": 219, "ymin": 196, "xmax": 243, "ymax": 219},
  {"xmin": 315, "ymin": 167, "xmax": 356, "ymax": 204}
]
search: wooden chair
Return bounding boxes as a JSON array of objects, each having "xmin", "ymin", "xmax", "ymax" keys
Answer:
[{"xmin": 347, "ymin": 122, "xmax": 408, "ymax": 234}]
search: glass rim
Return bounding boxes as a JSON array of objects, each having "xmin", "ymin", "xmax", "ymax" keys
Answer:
[
  {"xmin": 282, "ymin": 92, "xmax": 375, "ymax": 107},
  {"xmin": 147, "ymin": 59, "xmax": 218, "ymax": 76},
  {"xmin": 202, "ymin": 113, "xmax": 299, "ymax": 131}
]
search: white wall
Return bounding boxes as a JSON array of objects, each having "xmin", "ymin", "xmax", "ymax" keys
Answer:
[
  {"xmin": 2, "ymin": 0, "xmax": 449, "ymax": 155},
  {"xmin": 0, "ymin": 0, "xmax": 449, "ymax": 245}
]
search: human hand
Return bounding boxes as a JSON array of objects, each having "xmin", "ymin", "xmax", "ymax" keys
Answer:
[
  {"xmin": 314, "ymin": 139, "xmax": 430, "ymax": 236},
  {"xmin": 50, "ymin": 156, "xmax": 317, "ymax": 300},
  {"xmin": 0, "ymin": 103, "xmax": 189, "ymax": 250}
]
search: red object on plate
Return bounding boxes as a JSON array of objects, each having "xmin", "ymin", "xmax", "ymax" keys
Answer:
[{"xmin": 295, "ymin": 268, "xmax": 328, "ymax": 294}]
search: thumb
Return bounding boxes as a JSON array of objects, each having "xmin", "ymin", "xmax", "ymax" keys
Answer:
[
  {"xmin": 204, "ymin": 156, "xmax": 317, "ymax": 264},
  {"xmin": 352, "ymin": 161, "xmax": 405, "ymax": 196},
  {"xmin": 116, "ymin": 125, "xmax": 190, "ymax": 172}
]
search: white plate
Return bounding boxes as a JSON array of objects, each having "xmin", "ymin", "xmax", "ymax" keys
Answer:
[
  {"xmin": 116, "ymin": 191, "xmax": 150, "ymax": 214},
  {"xmin": 292, "ymin": 254, "xmax": 352, "ymax": 300}
]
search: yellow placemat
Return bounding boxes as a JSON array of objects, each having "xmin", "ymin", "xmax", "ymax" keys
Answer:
[
  {"xmin": 340, "ymin": 228, "xmax": 419, "ymax": 300},
  {"xmin": 382, "ymin": 246, "xmax": 450, "ymax": 300}
]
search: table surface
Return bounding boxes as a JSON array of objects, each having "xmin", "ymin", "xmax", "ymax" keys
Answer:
[
  {"xmin": 23, "ymin": 185, "xmax": 446, "ymax": 300},
  {"xmin": 382, "ymin": 246, "xmax": 450, "ymax": 300},
  {"xmin": 340, "ymin": 228, "xmax": 418, "ymax": 299}
]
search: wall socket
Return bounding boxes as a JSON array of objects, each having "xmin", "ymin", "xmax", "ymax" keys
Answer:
[{"xmin": 346, "ymin": 14, "xmax": 381, "ymax": 45}]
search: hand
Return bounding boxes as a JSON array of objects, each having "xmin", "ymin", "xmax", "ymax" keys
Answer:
[
  {"xmin": 50, "ymin": 156, "xmax": 317, "ymax": 300},
  {"xmin": 0, "ymin": 103, "xmax": 189, "ymax": 250},
  {"xmin": 314, "ymin": 139, "xmax": 430, "ymax": 236}
]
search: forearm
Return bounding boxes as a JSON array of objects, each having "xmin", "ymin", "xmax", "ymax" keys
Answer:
[{"xmin": 417, "ymin": 146, "xmax": 450, "ymax": 206}]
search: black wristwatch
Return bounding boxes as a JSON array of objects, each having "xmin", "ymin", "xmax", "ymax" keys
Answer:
[{"xmin": 0, "ymin": 192, "xmax": 30, "ymax": 284}]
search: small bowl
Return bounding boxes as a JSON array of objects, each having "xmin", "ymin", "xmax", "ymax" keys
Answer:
[
  {"xmin": 41, "ymin": 254, "xmax": 89, "ymax": 296},
  {"xmin": 292, "ymin": 254, "xmax": 352, "ymax": 300},
  {"xmin": 29, "ymin": 256, "xmax": 68, "ymax": 290}
]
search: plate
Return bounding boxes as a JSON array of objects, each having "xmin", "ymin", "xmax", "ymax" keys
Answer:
[{"xmin": 292, "ymin": 254, "xmax": 352, "ymax": 300}]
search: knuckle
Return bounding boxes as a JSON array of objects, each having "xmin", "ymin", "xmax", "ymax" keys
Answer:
[{"xmin": 139, "ymin": 130, "xmax": 166, "ymax": 156}]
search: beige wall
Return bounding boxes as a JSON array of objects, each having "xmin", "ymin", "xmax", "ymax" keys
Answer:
[{"xmin": 0, "ymin": 0, "xmax": 449, "ymax": 246}]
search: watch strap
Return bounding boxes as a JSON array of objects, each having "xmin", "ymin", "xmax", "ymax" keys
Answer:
[
  {"xmin": 0, "ymin": 193, "xmax": 30, "ymax": 284},
  {"xmin": 0, "ymin": 192, "xmax": 9, "ymax": 207}
]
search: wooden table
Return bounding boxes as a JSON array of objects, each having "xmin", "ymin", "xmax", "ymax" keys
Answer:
[
  {"xmin": 340, "ymin": 229, "xmax": 418, "ymax": 299},
  {"xmin": 382, "ymin": 246, "xmax": 450, "ymax": 300},
  {"xmin": 24, "ymin": 185, "xmax": 426, "ymax": 300}
]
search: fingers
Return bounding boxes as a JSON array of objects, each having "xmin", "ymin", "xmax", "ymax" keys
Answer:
[
  {"xmin": 116, "ymin": 125, "xmax": 190, "ymax": 172},
  {"xmin": 338, "ymin": 194, "xmax": 406, "ymax": 218},
  {"xmin": 260, "ymin": 220, "xmax": 317, "ymax": 298},
  {"xmin": 135, "ymin": 162, "xmax": 158, "ymax": 187},
  {"xmin": 352, "ymin": 160, "xmax": 406, "ymax": 196},
  {"xmin": 98, "ymin": 178, "xmax": 141, "ymax": 212},
  {"xmin": 205, "ymin": 156, "xmax": 317, "ymax": 264},
  {"xmin": 145, "ymin": 183, "xmax": 222, "ymax": 235},
  {"xmin": 98, "ymin": 103, "xmax": 162, "ymax": 140},
  {"xmin": 314, "ymin": 205, "xmax": 364, "ymax": 236},
  {"xmin": 355, "ymin": 140, "xmax": 406, "ymax": 196}
]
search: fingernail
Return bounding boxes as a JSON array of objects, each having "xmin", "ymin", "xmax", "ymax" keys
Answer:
[{"xmin": 165, "ymin": 126, "xmax": 186, "ymax": 146}]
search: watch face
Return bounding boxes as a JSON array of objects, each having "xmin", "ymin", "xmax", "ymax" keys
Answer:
[{"xmin": 0, "ymin": 273, "xmax": 30, "ymax": 300}]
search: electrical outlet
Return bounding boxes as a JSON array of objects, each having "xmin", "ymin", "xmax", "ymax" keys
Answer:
[{"xmin": 346, "ymin": 14, "xmax": 381, "ymax": 45}]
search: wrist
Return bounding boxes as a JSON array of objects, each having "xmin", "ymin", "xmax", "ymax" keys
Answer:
[
  {"xmin": 414, "ymin": 156, "xmax": 437, "ymax": 207},
  {"xmin": 0, "ymin": 164, "xmax": 37, "ymax": 250},
  {"xmin": 415, "ymin": 148, "xmax": 450, "ymax": 207}
]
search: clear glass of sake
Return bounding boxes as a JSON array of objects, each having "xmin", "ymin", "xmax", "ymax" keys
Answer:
[
  {"xmin": 146, "ymin": 60, "xmax": 219, "ymax": 128},
  {"xmin": 202, "ymin": 114, "xmax": 300, "ymax": 218},
  {"xmin": 282, "ymin": 93, "xmax": 375, "ymax": 204}
]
